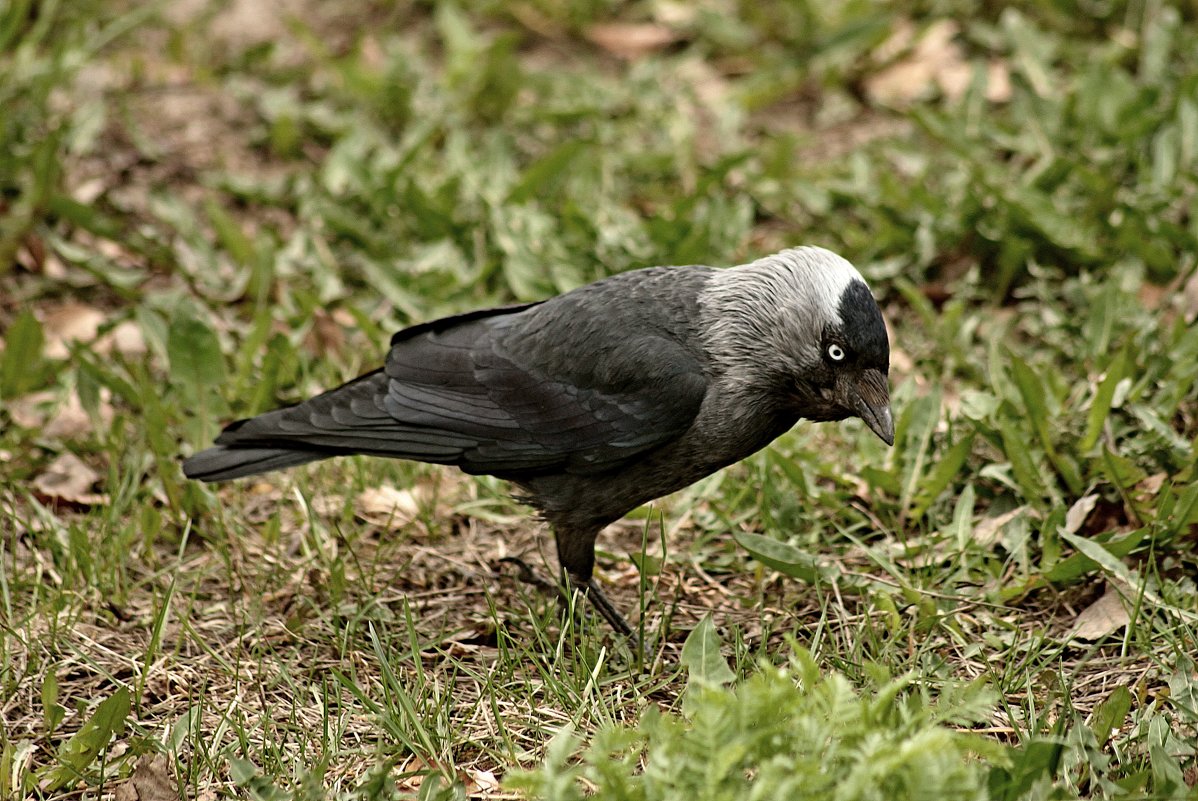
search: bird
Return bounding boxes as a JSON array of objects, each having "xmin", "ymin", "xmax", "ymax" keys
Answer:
[{"xmin": 183, "ymin": 246, "xmax": 894, "ymax": 638}]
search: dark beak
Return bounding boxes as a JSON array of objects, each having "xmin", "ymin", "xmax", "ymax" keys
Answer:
[{"xmin": 834, "ymin": 368, "xmax": 894, "ymax": 446}]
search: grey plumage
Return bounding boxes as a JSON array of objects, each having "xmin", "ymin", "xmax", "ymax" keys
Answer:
[{"xmin": 183, "ymin": 246, "xmax": 894, "ymax": 637}]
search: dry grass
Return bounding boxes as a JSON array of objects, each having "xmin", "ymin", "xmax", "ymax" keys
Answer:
[{"xmin": 4, "ymin": 462, "xmax": 1182, "ymax": 798}]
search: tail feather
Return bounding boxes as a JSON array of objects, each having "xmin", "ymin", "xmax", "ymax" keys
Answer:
[
  {"xmin": 182, "ymin": 445, "xmax": 326, "ymax": 482},
  {"xmin": 182, "ymin": 369, "xmax": 450, "ymax": 482},
  {"xmin": 182, "ymin": 367, "xmax": 492, "ymax": 482}
]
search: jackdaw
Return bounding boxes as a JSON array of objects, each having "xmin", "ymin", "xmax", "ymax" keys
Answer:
[{"xmin": 183, "ymin": 246, "xmax": 893, "ymax": 636}]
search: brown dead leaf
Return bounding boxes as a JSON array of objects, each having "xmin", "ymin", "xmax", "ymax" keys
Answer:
[
  {"xmin": 72, "ymin": 177, "xmax": 109, "ymax": 205},
  {"xmin": 356, "ymin": 485, "xmax": 424, "ymax": 527},
  {"xmin": 305, "ymin": 308, "xmax": 345, "ymax": 357},
  {"xmin": 308, "ymin": 494, "xmax": 342, "ymax": 518},
  {"xmin": 395, "ymin": 756, "xmax": 487, "ymax": 796},
  {"xmin": 96, "ymin": 319, "xmax": 147, "ymax": 357},
  {"xmin": 466, "ymin": 768, "xmax": 500, "ymax": 795},
  {"xmin": 41, "ymin": 251, "xmax": 69, "ymax": 280},
  {"xmin": 1135, "ymin": 472, "xmax": 1167, "ymax": 503},
  {"xmin": 395, "ymin": 756, "xmax": 431, "ymax": 793},
  {"xmin": 115, "ymin": 754, "xmax": 179, "ymax": 801},
  {"xmin": 1069, "ymin": 584, "xmax": 1131, "ymax": 641},
  {"xmin": 32, "ymin": 452, "xmax": 108, "ymax": 506},
  {"xmin": 1063, "ymin": 494, "xmax": 1099, "ymax": 536},
  {"xmin": 44, "ymin": 388, "xmax": 115, "ymax": 440},
  {"xmin": 166, "ymin": 0, "xmax": 306, "ymax": 49},
  {"xmin": 1183, "ymin": 269, "xmax": 1198, "ymax": 324},
  {"xmin": 7, "ymin": 390, "xmax": 56, "ymax": 428},
  {"xmin": 981, "ymin": 60, "xmax": 1012, "ymax": 102},
  {"xmin": 585, "ymin": 22, "xmax": 681, "ymax": 60},
  {"xmin": 973, "ymin": 507, "xmax": 1028, "ymax": 548},
  {"xmin": 866, "ymin": 20, "xmax": 961, "ymax": 104},
  {"xmin": 16, "ymin": 237, "xmax": 48, "ymax": 274},
  {"xmin": 8, "ymin": 388, "xmax": 115, "ymax": 439},
  {"xmin": 41, "ymin": 302, "xmax": 107, "ymax": 359},
  {"xmin": 1138, "ymin": 281, "xmax": 1168, "ymax": 311},
  {"xmin": 889, "ymin": 346, "xmax": 915, "ymax": 377},
  {"xmin": 872, "ymin": 19, "xmax": 917, "ymax": 64},
  {"xmin": 866, "ymin": 20, "xmax": 1010, "ymax": 106},
  {"xmin": 42, "ymin": 396, "xmax": 95, "ymax": 440}
]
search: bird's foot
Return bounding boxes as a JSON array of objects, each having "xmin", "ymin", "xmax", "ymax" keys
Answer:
[
  {"xmin": 496, "ymin": 558, "xmax": 646, "ymax": 659},
  {"xmin": 496, "ymin": 556, "xmax": 558, "ymax": 591}
]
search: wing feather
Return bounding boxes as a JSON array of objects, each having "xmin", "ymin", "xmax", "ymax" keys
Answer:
[{"xmin": 196, "ymin": 271, "xmax": 711, "ymax": 479}]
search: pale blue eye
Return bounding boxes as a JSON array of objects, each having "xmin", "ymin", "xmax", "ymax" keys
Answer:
[{"xmin": 827, "ymin": 344, "xmax": 845, "ymax": 361}]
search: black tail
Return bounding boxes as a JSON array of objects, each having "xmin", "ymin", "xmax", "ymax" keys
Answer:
[
  {"xmin": 182, "ymin": 369, "xmax": 395, "ymax": 483},
  {"xmin": 182, "ymin": 445, "xmax": 326, "ymax": 482}
]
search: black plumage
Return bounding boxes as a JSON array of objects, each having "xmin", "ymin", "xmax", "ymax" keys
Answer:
[{"xmin": 183, "ymin": 247, "xmax": 894, "ymax": 637}]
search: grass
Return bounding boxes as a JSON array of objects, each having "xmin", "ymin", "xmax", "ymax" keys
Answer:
[{"xmin": 2, "ymin": 0, "xmax": 1197, "ymax": 798}]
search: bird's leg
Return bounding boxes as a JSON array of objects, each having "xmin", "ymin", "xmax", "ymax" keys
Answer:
[
  {"xmin": 554, "ymin": 525, "xmax": 638, "ymax": 642},
  {"xmin": 565, "ymin": 572, "xmax": 635, "ymax": 639}
]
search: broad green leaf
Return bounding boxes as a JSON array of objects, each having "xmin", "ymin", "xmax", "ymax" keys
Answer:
[
  {"xmin": 1053, "ymin": 532, "xmax": 1197, "ymax": 629},
  {"xmin": 628, "ymin": 551, "xmax": 662, "ymax": 577},
  {"xmin": 898, "ymin": 388, "xmax": 941, "ymax": 516},
  {"xmin": 1081, "ymin": 280, "xmax": 1119, "ymax": 360},
  {"xmin": 0, "ymin": 309, "xmax": 45, "ymax": 397},
  {"xmin": 1099, "ymin": 445, "xmax": 1148, "ymax": 490},
  {"xmin": 680, "ymin": 615, "xmax": 735, "ymax": 688},
  {"xmin": 998, "ymin": 415, "xmax": 1045, "ymax": 501},
  {"xmin": 1000, "ymin": 8, "xmax": 1057, "ymax": 97},
  {"xmin": 1166, "ymin": 482, "xmax": 1198, "ymax": 536},
  {"xmin": 167, "ymin": 314, "xmax": 225, "ymax": 399},
  {"xmin": 1008, "ymin": 352, "xmax": 1048, "ymax": 423},
  {"xmin": 1059, "ymin": 530, "xmax": 1139, "ymax": 584},
  {"xmin": 205, "ymin": 199, "xmax": 255, "ymax": 269},
  {"xmin": 247, "ymin": 333, "xmax": 292, "ymax": 416},
  {"xmin": 959, "ymin": 390, "xmax": 999, "ymax": 421},
  {"xmin": 768, "ymin": 450, "xmax": 813, "ymax": 498},
  {"xmin": 1139, "ymin": 5, "xmax": 1179, "ymax": 84},
  {"xmin": 1002, "ymin": 182, "xmax": 1100, "ymax": 260},
  {"xmin": 228, "ymin": 757, "xmax": 257, "ymax": 785},
  {"xmin": 1009, "ymin": 352, "xmax": 1081, "ymax": 494},
  {"xmin": 41, "ymin": 671, "xmax": 64, "ymax": 735},
  {"xmin": 1179, "ymin": 97, "xmax": 1198, "ymax": 172},
  {"xmin": 1129, "ymin": 404, "xmax": 1191, "ymax": 453},
  {"xmin": 992, "ymin": 734, "xmax": 1065, "ymax": 801},
  {"xmin": 950, "ymin": 483, "xmax": 976, "ymax": 552},
  {"xmin": 1082, "ymin": 346, "xmax": 1129, "ymax": 452},
  {"xmin": 1151, "ymin": 125, "xmax": 1178, "ymax": 189},
  {"xmin": 491, "ymin": 204, "xmax": 566, "ymax": 299},
  {"xmin": 1089, "ymin": 686, "xmax": 1132, "ymax": 748},
  {"xmin": 39, "ymin": 687, "xmax": 130, "ymax": 792},
  {"xmin": 733, "ymin": 531, "xmax": 821, "ymax": 584},
  {"xmin": 507, "ymin": 140, "xmax": 588, "ymax": 204},
  {"xmin": 1042, "ymin": 528, "xmax": 1145, "ymax": 584},
  {"xmin": 229, "ymin": 757, "xmax": 292, "ymax": 801},
  {"xmin": 436, "ymin": 2, "xmax": 482, "ymax": 83},
  {"xmin": 910, "ymin": 432, "xmax": 975, "ymax": 519},
  {"xmin": 860, "ymin": 465, "xmax": 902, "ymax": 496}
]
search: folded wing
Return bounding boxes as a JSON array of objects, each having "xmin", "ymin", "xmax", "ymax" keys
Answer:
[{"xmin": 184, "ymin": 301, "xmax": 708, "ymax": 481}]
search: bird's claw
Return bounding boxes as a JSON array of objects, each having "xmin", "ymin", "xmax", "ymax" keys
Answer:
[
  {"xmin": 498, "ymin": 559, "xmax": 647, "ymax": 660},
  {"xmin": 496, "ymin": 556, "xmax": 558, "ymax": 590}
]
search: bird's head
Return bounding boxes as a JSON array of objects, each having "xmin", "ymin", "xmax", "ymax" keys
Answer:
[{"xmin": 702, "ymin": 247, "xmax": 895, "ymax": 446}]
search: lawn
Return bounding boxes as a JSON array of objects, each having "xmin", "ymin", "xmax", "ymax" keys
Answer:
[{"xmin": 1, "ymin": 1, "xmax": 1196, "ymax": 799}]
